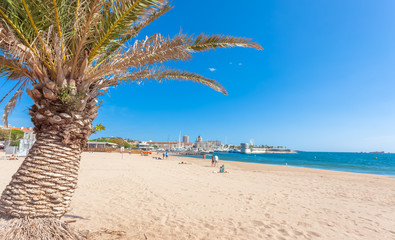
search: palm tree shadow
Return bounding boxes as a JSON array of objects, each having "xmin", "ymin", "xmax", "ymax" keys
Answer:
[{"xmin": 63, "ymin": 214, "xmax": 89, "ymax": 220}]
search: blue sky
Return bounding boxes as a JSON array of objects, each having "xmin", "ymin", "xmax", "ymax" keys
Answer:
[{"xmin": 3, "ymin": 0, "xmax": 395, "ymax": 152}]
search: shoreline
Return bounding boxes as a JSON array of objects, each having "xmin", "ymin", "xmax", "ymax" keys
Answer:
[{"xmin": 174, "ymin": 153, "xmax": 395, "ymax": 178}]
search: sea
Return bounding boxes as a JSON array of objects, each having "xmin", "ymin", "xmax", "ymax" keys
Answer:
[{"xmin": 181, "ymin": 152, "xmax": 395, "ymax": 177}]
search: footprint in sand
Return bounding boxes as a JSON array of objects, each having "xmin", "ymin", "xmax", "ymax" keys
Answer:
[
  {"xmin": 297, "ymin": 222, "xmax": 312, "ymax": 228},
  {"xmin": 204, "ymin": 223, "xmax": 215, "ymax": 230},
  {"xmin": 307, "ymin": 231, "xmax": 321, "ymax": 237},
  {"xmin": 160, "ymin": 214, "xmax": 169, "ymax": 225},
  {"xmin": 293, "ymin": 230, "xmax": 303, "ymax": 236},
  {"xmin": 252, "ymin": 220, "xmax": 264, "ymax": 226},
  {"xmin": 278, "ymin": 228, "xmax": 289, "ymax": 236}
]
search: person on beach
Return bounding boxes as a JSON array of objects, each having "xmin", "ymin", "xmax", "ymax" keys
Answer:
[
  {"xmin": 166, "ymin": 151, "xmax": 168, "ymax": 159},
  {"xmin": 162, "ymin": 152, "xmax": 165, "ymax": 159},
  {"xmin": 214, "ymin": 155, "xmax": 219, "ymax": 167},
  {"xmin": 211, "ymin": 155, "xmax": 215, "ymax": 166}
]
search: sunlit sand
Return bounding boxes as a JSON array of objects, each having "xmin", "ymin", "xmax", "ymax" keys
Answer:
[{"xmin": 1, "ymin": 152, "xmax": 394, "ymax": 239}]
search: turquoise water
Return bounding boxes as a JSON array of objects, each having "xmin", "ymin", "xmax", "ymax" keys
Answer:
[{"xmin": 182, "ymin": 152, "xmax": 395, "ymax": 176}]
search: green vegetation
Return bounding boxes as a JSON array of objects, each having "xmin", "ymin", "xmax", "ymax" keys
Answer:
[
  {"xmin": 0, "ymin": 129, "xmax": 24, "ymax": 141},
  {"xmin": 11, "ymin": 140, "xmax": 20, "ymax": 147},
  {"xmin": 58, "ymin": 85, "xmax": 84, "ymax": 110},
  {"xmin": 0, "ymin": 129, "xmax": 25, "ymax": 146},
  {"xmin": 91, "ymin": 137, "xmax": 131, "ymax": 148},
  {"xmin": 92, "ymin": 123, "xmax": 106, "ymax": 134}
]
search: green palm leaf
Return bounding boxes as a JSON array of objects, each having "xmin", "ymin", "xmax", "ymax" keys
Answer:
[
  {"xmin": 94, "ymin": 3, "xmax": 173, "ymax": 67},
  {"xmin": 89, "ymin": 0, "xmax": 165, "ymax": 61}
]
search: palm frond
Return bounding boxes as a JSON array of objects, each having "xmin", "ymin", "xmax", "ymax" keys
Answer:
[
  {"xmin": 70, "ymin": 0, "xmax": 101, "ymax": 79},
  {"xmin": 186, "ymin": 34, "xmax": 263, "ymax": 52},
  {"xmin": 88, "ymin": 0, "xmax": 165, "ymax": 61},
  {"xmin": 52, "ymin": 0, "xmax": 65, "ymax": 61},
  {"xmin": 111, "ymin": 68, "xmax": 227, "ymax": 95},
  {"xmin": 94, "ymin": 3, "xmax": 173, "ymax": 67},
  {"xmin": 0, "ymin": 81, "xmax": 22, "ymax": 105},
  {"xmin": 1, "ymin": 80, "xmax": 29, "ymax": 126},
  {"xmin": 146, "ymin": 69, "xmax": 227, "ymax": 95},
  {"xmin": 0, "ymin": 55, "xmax": 35, "ymax": 82},
  {"xmin": 0, "ymin": 25, "xmax": 41, "ymax": 82},
  {"xmin": 21, "ymin": 0, "xmax": 53, "ymax": 68},
  {"xmin": 86, "ymin": 34, "xmax": 191, "ymax": 83},
  {"xmin": 0, "ymin": 8, "xmax": 36, "ymax": 57},
  {"xmin": 91, "ymin": 68, "xmax": 153, "ymax": 94},
  {"xmin": 71, "ymin": 0, "xmax": 81, "ymax": 53}
]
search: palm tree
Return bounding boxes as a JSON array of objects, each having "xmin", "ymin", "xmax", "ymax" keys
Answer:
[{"xmin": 0, "ymin": 0, "xmax": 262, "ymax": 238}]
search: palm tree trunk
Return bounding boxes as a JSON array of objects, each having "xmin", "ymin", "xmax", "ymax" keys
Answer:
[
  {"xmin": 0, "ymin": 101, "xmax": 95, "ymax": 239},
  {"xmin": 0, "ymin": 129, "xmax": 81, "ymax": 218}
]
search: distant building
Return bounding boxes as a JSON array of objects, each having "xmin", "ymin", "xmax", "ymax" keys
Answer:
[
  {"xmin": 148, "ymin": 141, "xmax": 194, "ymax": 150},
  {"xmin": 183, "ymin": 135, "xmax": 189, "ymax": 143},
  {"xmin": 196, "ymin": 136, "xmax": 203, "ymax": 142},
  {"xmin": 18, "ymin": 129, "xmax": 36, "ymax": 156},
  {"xmin": 136, "ymin": 141, "xmax": 154, "ymax": 151},
  {"xmin": 192, "ymin": 136, "xmax": 221, "ymax": 150},
  {"xmin": 88, "ymin": 142, "xmax": 118, "ymax": 149}
]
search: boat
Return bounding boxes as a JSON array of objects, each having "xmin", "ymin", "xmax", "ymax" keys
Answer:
[
  {"xmin": 202, "ymin": 150, "xmax": 214, "ymax": 153},
  {"xmin": 228, "ymin": 149, "xmax": 240, "ymax": 153},
  {"xmin": 214, "ymin": 148, "xmax": 229, "ymax": 152},
  {"xmin": 240, "ymin": 143, "xmax": 296, "ymax": 154}
]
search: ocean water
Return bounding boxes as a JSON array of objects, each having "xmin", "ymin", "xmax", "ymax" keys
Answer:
[{"xmin": 181, "ymin": 152, "xmax": 395, "ymax": 176}]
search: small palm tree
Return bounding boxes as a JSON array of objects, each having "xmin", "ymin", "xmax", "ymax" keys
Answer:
[{"xmin": 0, "ymin": 0, "xmax": 262, "ymax": 238}]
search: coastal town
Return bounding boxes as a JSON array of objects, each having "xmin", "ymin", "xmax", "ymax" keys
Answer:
[{"xmin": 0, "ymin": 125, "xmax": 294, "ymax": 156}]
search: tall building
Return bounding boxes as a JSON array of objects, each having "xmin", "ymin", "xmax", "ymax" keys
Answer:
[
  {"xmin": 183, "ymin": 135, "xmax": 189, "ymax": 143},
  {"xmin": 196, "ymin": 136, "xmax": 203, "ymax": 142}
]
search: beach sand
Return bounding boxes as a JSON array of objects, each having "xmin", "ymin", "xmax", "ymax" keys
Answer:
[{"xmin": 0, "ymin": 152, "xmax": 394, "ymax": 240}]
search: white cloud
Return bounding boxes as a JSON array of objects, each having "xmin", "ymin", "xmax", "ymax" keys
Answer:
[
  {"xmin": 229, "ymin": 62, "xmax": 233, "ymax": 65},
  {"xmin": 209, "ymin": 68, "xmax": 216, "ymax": 72},
  {"xmin": 238, "ymin": 63, "xmax": 243, "ymax": 66}
]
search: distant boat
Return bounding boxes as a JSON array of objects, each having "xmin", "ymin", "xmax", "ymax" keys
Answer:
[
  {"xmin": 240, "ymin": 143, "xmax": 295, "ymax": 154},
  {"xmin": 369, "ymin": 151, "xmax": 385, "ymax": 154},
  {"xmin": 228, "ymin": 149, "xmax": 240, "ymax": 153},
  {"xmin": 214, "ymin": 149, "xmax": 228, "ymax": 152}
]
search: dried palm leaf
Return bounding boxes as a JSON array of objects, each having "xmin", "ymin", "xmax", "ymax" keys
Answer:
[
  {"xmin": 2, "ymin": 80, "xmax": 29, "ymax": 125},
  {"xmin": 186, "ymin": 34, "xmax": 263, "ymax": 52}
]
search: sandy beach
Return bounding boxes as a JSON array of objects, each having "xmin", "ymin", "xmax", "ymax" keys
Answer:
[{"xmin": 0, "ymin": 152, "xmax": 394, "ymax": 240}]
